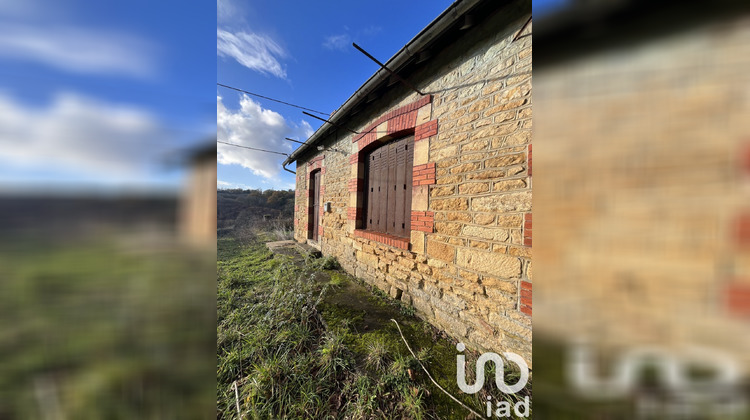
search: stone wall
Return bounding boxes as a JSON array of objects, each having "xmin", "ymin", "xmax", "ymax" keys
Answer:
[
  {"xmin": 535, "ymin": 14, "xmax": 750, "ymax": 368},
  {"xmin": 294, "ymin": 2, "xmax": 533, "ymax": 363}
]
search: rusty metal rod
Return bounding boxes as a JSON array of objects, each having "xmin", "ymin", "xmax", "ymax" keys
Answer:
[
  {"xmin": 352, "ymin": 42, "xmax": 424, "ymax": 96},
  {"xmin": 513, "ymin": 15, "xmax": 532, "ymax": 42},
  {"xmin": 284, "ymin": 137, "xmax": 306, "ymax": 145}
]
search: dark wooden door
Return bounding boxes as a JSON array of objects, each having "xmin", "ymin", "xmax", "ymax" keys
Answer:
[
  {"xmin": 310, "ymin": 170, "xmax": 321, "ymax": 241},
  {"xmin": 364, "ymin": 136, "xmax": 414, "ymax": 237}
]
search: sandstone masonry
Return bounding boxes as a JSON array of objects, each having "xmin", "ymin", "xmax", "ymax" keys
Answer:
[{"xmin": 290, "ymin": 0, "xmax": 532, "ymax": 363}]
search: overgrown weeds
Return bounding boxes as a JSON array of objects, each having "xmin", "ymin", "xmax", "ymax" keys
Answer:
[
  {"xmin": 217, "ymin": 238, "xmax": 436, "ymax": 419},
  {"xmin": 217, "ymin": 236, "xmax": 531, "ymax": 419}
]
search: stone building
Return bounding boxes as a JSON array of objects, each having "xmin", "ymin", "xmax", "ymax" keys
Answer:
[
  {"xmin": 283, "ymin": 0, "xmax": 532, "ymax": 362},
  {"xmin": 534, "ymin": 0, "xmax": 750, "ymax": 371}
]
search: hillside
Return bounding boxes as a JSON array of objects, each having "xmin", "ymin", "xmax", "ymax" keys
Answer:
[{"xmin": 217, "ymin": 189, "xmax": 295, "ymax": 230}]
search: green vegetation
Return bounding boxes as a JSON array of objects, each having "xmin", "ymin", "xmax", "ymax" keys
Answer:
[
  {"xmin": 217, "ymin": 189, "xmax": 294, "ymax": 228},
  {"xmin": 217, "ymin": 236, "xmax": 532, "ymax": 419},
  {"xmin": 218, "ymin": 189, "xmax": 296, "ymax": 245},
  {"xmin": 0, "ymin": 238, "xmax": 216, "ymax": 419}
]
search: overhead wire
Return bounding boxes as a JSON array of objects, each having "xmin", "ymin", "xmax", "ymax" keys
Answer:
[
  {"xmin": 217, "ymin": 140, "xmax": 289, "ymax": 156},
  {"xmin": 217, "ymin": 83, "xmax": 330, "ymax": 116}
]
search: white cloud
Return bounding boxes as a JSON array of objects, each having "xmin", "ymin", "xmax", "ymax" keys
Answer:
[
  {"xmin": 322, "ymin": 34, "xmax": 351, "ymax": 52},
  {"xmin": 217, "ymin": 179, "xmax": 250, "ymax": 189},
  {"xmin": 362, "ymin": 25, "xmax": 382, "ymax": 37},
  {"xmin": 217, "ymin": 29, "xmax": 287, "ymax": 78},
  {"xmin": 0, "ymin": 92, "xmax": 171, "ymax": 176},
  {"xmin": 0, "ymin": 23, "xmax": 158, "ymax": 78},
  {"xmin": 323, "ymin": 26, "xmax": 381, "ymax": 52},
  {"xmin": 217, "ymin": 95, "xmax": 313, "ymax": 179},
  {"xmin": 217, "ymin": 0, "xmax": 239, "ymax": 24}
]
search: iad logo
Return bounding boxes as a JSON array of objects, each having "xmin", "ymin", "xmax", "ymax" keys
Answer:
[
  {"xmin": 569, "ymin": 343, "xmax": 748, "ymax": 418},
  {"xmin": 456, "ymin": 343, "xmax": 530, "ymax": 418}
]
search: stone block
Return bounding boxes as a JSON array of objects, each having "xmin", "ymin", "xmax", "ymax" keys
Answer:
[
  {"xmin": 466, "ymin": 169, "xmax": 505, "ymax": 180},
  {"xmin": 412, "ymin": 185, "xmax": 429, "ymax": 211},
  {"xmin": 411, "ymin": 230, "xmax": 426, "ymax": 254},
  {"xmin": 451, "ymin": 162, "xmax": 482, "ymax": 174},
  {"xmin": 416, "ymin": 105, "xmax": 431, "ymax": 125},
  {"xmin": 462, "ymin": 225, "xmax": 509, "ymax": 242},
  {"xmin": 414, "ymin": 139, "xmax": 429, "ymax": 166},
  {"xmin": 493, "ymin": 179, "xmax": 527, "ymax": 192},
  {"xmin": 486, "ymin": 153, "xmax": 525, "ymax": 168},
  {"xmin": 431, "ymin": 198, "xmax": 469, "ymax": 211},
  {"xmin": 459, "ymin": 182, "xmax": 490, "ymax": 195},
  {"xmin": 457, "ymin": 247, "xmax": 520, "ymax": 278},
  {"xmin": 474, "ymin": 213, "xmax": 496, "ymax": 225},
  {"xmin": 435, "ymin": 309, "xmax": 468, "ymax": 337},
  {"xmin": 427, "ymin": 239, "xmax": 455, "ymax": 263},
  {"xmin": 435, "ymin": 222, "xmax": 462, "ymax": 236},
  {"xmin": 432, "ymin": 145, "xmax": 457, "ymax": 162},
  {"xmin": 430, "ymin": 186, "xmax": 455, "ymax": 197},
  {"xmin": 496, "ymin": 214, "xmax": 523, "ymax": 227},
  {"xmin": 472, "ymin": 191, "xmax": 531, "ymax": 212}
]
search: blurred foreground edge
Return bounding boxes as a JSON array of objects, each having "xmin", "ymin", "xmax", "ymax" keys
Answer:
[
  {"xmin": 535, "ymin": 0, "xmax": 750, "ymax": 418},
  {"xmin": 0, "ymin": 142, "xmax": 217, "ymax": 419}
]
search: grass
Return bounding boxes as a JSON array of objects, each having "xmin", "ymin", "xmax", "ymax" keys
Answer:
[
  {"xmin": 0, "ymin": 236, "xmax": 216, "ymax": 419},
  {"xmin": 217, "ymin": 235, "xmax": 532, "ymax": 419}
]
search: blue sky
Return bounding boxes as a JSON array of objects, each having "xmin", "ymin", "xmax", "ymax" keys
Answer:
[
  {"xmin": 0, "ymin": 0, "xmax": 565, "ymax": 194},
  {"xmin": 217, "ymin": 0, "xmax": 456, "ymax": 191},
  {"xmin": 0, "ymin": 0, "xmax": 215, "ymax": 194}
]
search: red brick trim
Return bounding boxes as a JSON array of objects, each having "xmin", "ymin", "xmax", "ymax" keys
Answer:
[
  {"xmin": 412, "ymin": 163, "xmax": 436, "ymax": 186},
  {"xmin": 527, "ymin": 144, "xmax": 532, "ymax": 177},
  {"xmin": 411, "ymin": 211, "xmax": 434, "ymax": 233},
  {"xmin": 347, "ymin": 207, "xmax": 363, "ymax": 221},
  {"xmin": 348, "ymin": 178, "xmax": 364, "ymax": 192},
  {"xmin": 415, "ymin": 119, "xmax": 437, "ymax": 141},
  {"xmin": 307, "ymin": 156, "xmax": 325, "ymax": 178},
  {"xmin": 354, "ymin": 229, "xmax": 410, "ymax": 250},
  {"xmin": 349, "ymin": 153, "xmax": 359, "ymax": 165},
  {"xmin": 520, "ymin": 281, "xmax": 532, "ymax": 316},
  {"xmin": 357, "ymin": 133, "xmax": 379, "ymax": 151},
  {"xmin": 388, "ymin": 111, "xmax": 418, "ymax": 135},
  {"xmin": 352, "ymin": 95, "xmax": 432, "ymax": 144},
  {"xmin": 523, "ymin": 213, "xmax": 532, "ymax": 247},
  {"xmin": 725, "ymin": 282, "xmax": 750, "ymax": 318}
]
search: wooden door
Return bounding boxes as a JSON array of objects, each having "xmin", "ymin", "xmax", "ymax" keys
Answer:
[
  {"xmin": 364, "ymin": 136, "xmax": 414, "ymax": 236},
  {"xmin": 310, "ymin": 170, "xmax": 321, "ymax": 241}
]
